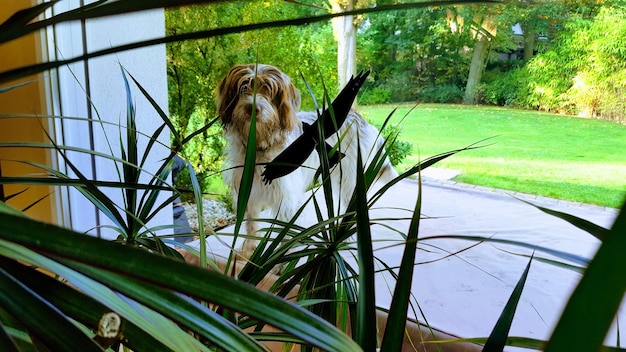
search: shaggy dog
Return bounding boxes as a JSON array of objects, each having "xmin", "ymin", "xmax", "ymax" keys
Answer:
[{"xmin": 216, "ymin": 64, "xmax": 398, "ymax": 259}]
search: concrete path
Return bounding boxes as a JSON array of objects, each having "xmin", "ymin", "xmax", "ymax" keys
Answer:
[
  {"xmin": 369, "ymin": 176, "xmax": 621, "ymax": 349},
  {"xmin": 200, "ymin": 174, "xmax": 623, "ymax": 349}
]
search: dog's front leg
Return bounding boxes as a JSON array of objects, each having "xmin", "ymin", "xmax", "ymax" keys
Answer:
[
  {"xmin": 240, "ymin": 202, "xmax": 263, "ymax": 260},
  {"xmin": 241, "ymin": 219, "xmax": 258, "ymax": 259}
]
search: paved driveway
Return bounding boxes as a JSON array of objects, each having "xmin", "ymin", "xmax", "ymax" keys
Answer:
[
  {"xmin": 202, "ymin": 176, "xmax": 623, "ymax": 349},
  {"xmin": 369, "ymin": 177, "xmax": 621, "ymax": 348}
]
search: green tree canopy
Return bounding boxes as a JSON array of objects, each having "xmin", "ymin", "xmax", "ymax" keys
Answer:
[{"xmin": 482, "ymin": 3, "xmax": 626, "ymax": 122}]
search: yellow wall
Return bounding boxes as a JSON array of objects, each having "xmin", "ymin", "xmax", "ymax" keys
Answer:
[{"xmin": 0, "ymin": 1, "xmax": 56, "ymax": 223}]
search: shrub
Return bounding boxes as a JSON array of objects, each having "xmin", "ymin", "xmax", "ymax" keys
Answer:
[
  {"xmin": 372, "ymin": 123, "xmax": 413, "ymax": 166},
  {"xmin": 568, "ymin": 69, "xmax": 626, "ymax": 123},
  {"xmin": 383, "ymin": 125, "xmax": 413, "ymax": 166},
  {"xmin": 479, "ymin": 68, "xmax": 529, "ymax": 107},
  {"xmin": 172, "ymin": 109, "xmax": 226, "ymax": 198},
  {"xmin": 522, "ymin": 50, "xmax": 576, "ymax": 113},
  {"xmin": 380, "ymin": 73, "xmax": 421, "ymax": 103},
  {"xmin": 492, "ymin": 7, "xmax": 626, "ymax": 122},
  {"xmin": 564, "ymin": 7, "xmax": 626, "ymax": 122},
  {"xmin": 417, "ymin": 84, "xmax": 464, "ymax": 103},
  {"xmin": 359, "ymin": 86, "xmax": 392, "ymax": 105}
]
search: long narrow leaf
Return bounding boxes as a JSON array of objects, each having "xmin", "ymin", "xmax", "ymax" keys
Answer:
[
  {"xmin": 380, "ymin": 175, "xmax": 423, "ymax": 351},
  {"xmin": 0, "ymin": 323, "xmax": 19, "ymax": 352},
  {"xmin": 0, "ymin": 141, "xmax": 167, "ymax": 171},
  {"xmin": 316, "ymin": 90, "xmax": 337, "ymax": 223},
  {"xmin": 517, "ymin": 198, "xmax": 610, "ymax": 242},
  {"xmin": 39, "ymin": 127, "xmax": 129, "ymax": 233},
  {"xmin": 369, "ymin": 138, "xmax": 494, "ymax": 206},
  {"xmin": 0, "ymin": 257, "xmax": 173, "ymax": 352},
  {"xmin": 181, "ymin": 115, "xmax": 221, "ymax": 145},
  {"xmin": 418, "ymin": 234, "xmax": 589, "ymax": 267},
  {"xmin": 0, "ymin": 201, "xmax": 26, "ymax": 218},
  {"xmin": 494, "ymin": 246, "xmax": 584, "ymax": 273},
  {"xmin": 0, "ymin": 1, "xmax": 59, "ymax": 31},
  {"xmin": 0, "ymin": 174, "xmax": 170, "ymax": 191},
  {"xmin": 0, "ymin": 240, "xmax": 208, "ymax": 352},
  {"xmin": 0, "ymin": 269, "xmax": 104, "ymax": 352},
  {"xmin": 66, "ymin": 261, "xmax": 266, "ymax": 352},
  {"xmin": 0, "ymin": 80, "xmax": 33, "ymax": 93},
  {"xmin": 121, "ymin": 69, "xmax": 140, "ymax": 236},
  {"xmin": 187, "ymin": 159, "xmax": 217, "ymax": 271},
  {"xmin": 234, "ymin": 77, "xmax": 258, "ymax": 235},
  {"xmin": 483, "ymin": 254, "xmax": 534, "ymax": 352},
  {"xmin": 19, "ymin": 158, "xmax": 127, "ymax": 232},
  {"xmin": 354, "ymin": 142, "xmax": 377, "ymax": 351},
  {"xmin": 546, "ymin": 201, "xmax": 626, "ymax": 351},
  {"xmin": 0, "ymin": 0, "xmax": 220, "ymax": 44},
  {"xmin": 0, "ymin": 113, "xmax": 175, "ymax": 153},
  {"xmin": 138, "ymin": 123, "xmax": 168, "ymax": 169},
  {"xmin": 0, "ymin": 212, "xmax": 361, "ymax": 351},
  {"xmin": 137, "ymin": 178, "xmax": 179, "ymax": 239},
  {"xmin": 125, "ymin": 69, "xmax": 181, "ymax": 148}
]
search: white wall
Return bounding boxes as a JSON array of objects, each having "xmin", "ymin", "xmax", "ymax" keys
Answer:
[{"xmin": 48, "ymin": 1, "xmax": 172, "ymax": 239}]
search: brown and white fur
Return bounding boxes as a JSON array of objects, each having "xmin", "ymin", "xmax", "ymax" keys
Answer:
[{"xmin": 216, "ymin": 64, "xmax": 398, "ymax": 259}]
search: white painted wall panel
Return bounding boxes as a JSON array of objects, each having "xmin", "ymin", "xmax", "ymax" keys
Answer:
[{"xmin": 48, "ymin": 2, "xmax": 172, "ymax": 239}]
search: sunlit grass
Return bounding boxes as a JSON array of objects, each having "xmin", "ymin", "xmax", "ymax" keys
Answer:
[{"xmin": 361, "ymin": 103, "xmax": 626, "ymax": 208}]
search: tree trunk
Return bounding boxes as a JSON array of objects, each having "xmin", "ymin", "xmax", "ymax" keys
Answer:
[
  {"xmin": 463, "ymin": 35, "xmax": 490, "ymax": 105},
  {"xmin": 522, "ymin": 23, "xmax": 536, "ymax": 62},
  {"xmin": 331, "ymin": 1, "xmax": 357, "ymax": 91}
]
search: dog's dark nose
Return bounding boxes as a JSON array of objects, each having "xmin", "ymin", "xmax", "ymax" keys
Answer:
[{"xmin": 247, "ymin": 103, "xmax": 262, "ymax": 116}]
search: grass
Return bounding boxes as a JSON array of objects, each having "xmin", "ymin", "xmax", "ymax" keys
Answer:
[{"xmin": 361, "ymin": 103, "xmax": 626, "ymax": 208}]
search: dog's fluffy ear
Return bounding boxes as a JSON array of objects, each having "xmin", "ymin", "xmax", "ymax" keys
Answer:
[
  {"xmin": 273, "ymin": 69, "xmax": 301, "ymax": 131},
  {"xmin": 216, "ymin": 64, "xmax": 248, "ymax": 126}
]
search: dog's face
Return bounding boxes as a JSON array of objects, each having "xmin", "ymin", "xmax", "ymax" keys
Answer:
[{"xmin": 216, "ymin": 64, "xmax": 301, "ymax": 150}]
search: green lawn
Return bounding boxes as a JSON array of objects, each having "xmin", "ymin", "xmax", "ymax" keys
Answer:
[{"xmin": 361, "ymin": 103, "xmax": 626, "ymax": 208}]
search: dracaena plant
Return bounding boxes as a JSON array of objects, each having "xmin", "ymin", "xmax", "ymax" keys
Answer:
[
  {"xmin": 0, "ymin": 66, "xmax": 202, "ymax": 256},
  {"xmin": 0, "ymin": 2, "xmax": 362, "ymax": 351},
  {"xmin": 1, "ymin": 1, "xmax": 626, "ymax": 352},
  {"xmin": 0, "ymin": 8, "xmax": 359, "ymax": 352},
  {"xmin": 210, "ymin": 76, "xmax": 496, "ymax": 351}
]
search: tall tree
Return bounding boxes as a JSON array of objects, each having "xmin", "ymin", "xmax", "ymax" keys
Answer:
[
  {"xmin": 462, "ymin": 11, "xmax": 499, "ymax": 104},
  {"xmin": 516, "ymin": 0, "xmax": 607, "ymax": 62},
  {"xmin": 507, "ymin": 1, "xmax": 567, "ymax": 62},
  {"xmin": 359, "ymin": 7, "xmax": 471, "ymax": 102},
  {"xmin": 331, "ymin": 0, "xmax": 358, "ymax": 90}
]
